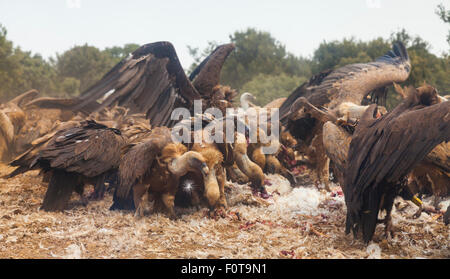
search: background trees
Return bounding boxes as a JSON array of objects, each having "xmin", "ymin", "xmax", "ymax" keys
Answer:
[
  {"xmin": 0, "ymin": 4, "xmax": 449, "ymax": 107},
  {"xmin": 0, "ymin": 25, "xmax": 139, "ymax": 102}
]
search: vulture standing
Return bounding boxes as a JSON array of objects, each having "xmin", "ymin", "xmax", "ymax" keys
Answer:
[
  {"xmin": 279, "ymin": 42, "xmax": 411, "ymax": 188},
  {"xmin": 34, "ymin": 42, "xmax": 236, "ymax": 128},
  {"xmin": 344, "ymin": 86, "xmax": 450, "ymax": 243},
  {"xmin": 30, "ymin": 120, "xmax": 126, "ymax": 211},
  {"xmin": 111, "ymin": 126, "xmax": 209, "ymax": 219}
]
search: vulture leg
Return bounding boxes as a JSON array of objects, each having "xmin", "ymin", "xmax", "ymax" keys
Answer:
[
  {"xmin": 74, "ymin": 182, "xmax": 88, "ymax": 207},
  {"xmin": 161, "ymin": 192, "xmax": 177, "ymax": 220},
  {"xmin": 133, "ymin": 183, "xmax": 150, "ymax": 217},
  {"xmin": 208, "ymin": 169, "xmax": 227, "ymax": 219},
  {"xmin": 444, "ymin": 205, "xmax": 450, "ymax": 225},
  {"xmin": 381, "ymin": 189, "xmax": 398, "ymax": 240},
  {"xmin": 310, "ymin": 130, "xmax": 331, "ymax": 191},
  {"xmin": 41, "ymin": 170, "xmax": 83, "ymax": 212},
  {"xmin": 217, "ymin": 169, "xmax": 227, "ymax": 209},
  {"xmin": 412, "ymin": 202, "xmax": 440, "ymax": 219},
  {"xmin": 88, "ymin": 173, "xmax": 107, "ymax": 200}
]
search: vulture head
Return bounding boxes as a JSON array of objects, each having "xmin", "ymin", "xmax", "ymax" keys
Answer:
[
  {"xmin": 416, "ymin": 82, "xmax": 441, "ymax": 106},
  {"xmin": 183, "ymin": 151, "xmax": 210, "ymax": 177},
  {"xmin": 240, "ymin": 92, "xmax": 257, "ymax": 111},
  {"xmin": 163, "ymin": 144, "xmax": 209, "ymax": 178}
]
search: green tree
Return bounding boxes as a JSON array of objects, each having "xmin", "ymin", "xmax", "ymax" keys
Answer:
[
  {"xmin": 188, "ymin": 28, "xmax": 311, "ymax": 89},
  {"xmin": 241, "ymin": 73, "xmax": 307, "ymax": 106},
  {"xmin": 312, "ymin": 37, "xmax": 391, "ymax": 73},
  {"xmin": 0, "ymin": 24, "xmax": 59, "ymax": 102},
  {"xmin": 0, "ymin": 24, "xmax": 21, "ymax": 101},
  {"xmin": 103, "ymin": 43, "xmax": 140, "ymax": 64},
  {"xmin": 436, "ymin": 3, "xmax": 450, "ymax": 47},
  {"xmin": 55, "ymin": 44, "xmax": 115, "ymax": 94}
]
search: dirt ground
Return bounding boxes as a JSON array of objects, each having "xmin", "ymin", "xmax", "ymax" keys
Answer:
[{"xmin": 0, "ymin": 163, "xmax": 448, "ymax": 259}]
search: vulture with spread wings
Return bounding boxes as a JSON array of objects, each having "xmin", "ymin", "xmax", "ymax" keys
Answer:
[
  {"xmin": 33, "ymin": 42, "xmax": 236, "ymax": 128},
  {"xmin": 30, "ymin": 120, "xmax": 126, "ymax": 211},
  {"xmin": 344, "ymin": 87, "xmax": 450, "ymax": 243},
  {"xmin": 278, "ymin": 42, "xmax": 411, "ymax": 188}
]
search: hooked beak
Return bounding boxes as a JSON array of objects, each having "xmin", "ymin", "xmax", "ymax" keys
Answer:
[{"xmin": 200, "ymin": 163, "xmax": 209, "ymax": 177}]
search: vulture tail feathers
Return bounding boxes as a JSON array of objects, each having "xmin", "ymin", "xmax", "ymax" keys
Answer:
[
  {"xmin": 3, "ymin": 166, "xmax": 29, "ymax": 179},
  {"xmin": 40, "ymin": 170, "xmax": 82, "ymax": 212}
]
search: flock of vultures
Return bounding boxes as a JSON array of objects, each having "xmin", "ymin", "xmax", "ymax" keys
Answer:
[{"xmin": 0, "ymin": 41, "xmax": 449, "ymax": 256}]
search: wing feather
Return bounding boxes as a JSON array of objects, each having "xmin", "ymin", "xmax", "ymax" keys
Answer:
[
  {"xmin": 73, "ymin": 42, "xmax": 201, "ymax": 127},
  {"xmin": 116, "ymin": 127, "xmax": 172, "ymax": 199},
  {"xmin": 35, "ymin": 121, "xmax": 125, "ymax": 177}
]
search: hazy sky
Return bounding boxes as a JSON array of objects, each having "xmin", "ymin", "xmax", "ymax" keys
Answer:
[{"xmin": 0, "ymin": 0, "xmax": 448, "ymax": 68}]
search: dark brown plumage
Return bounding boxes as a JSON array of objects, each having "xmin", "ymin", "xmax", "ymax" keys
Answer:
[
  {"xmin": 62, "ymin": 42, "xmax": 236, "ymax": 127},
  {"xmin": 279, "ymin": 43, "xmax": 411, "ymax": 188},
  {"xmin": 444, "ymin": 205, "xmax": 450, "ymax": 225},
  {"xmin": 344, "ymin": 87, "xmax": 450, "ymax": 243},
  {"xmin": 31, "ymin": 120, "xmax": 125, "ymax": 211},
  {"xmin": 111, "ymin": 126, "xmax": 209, "ymax": 219},
  {"xmin": 5, "ymin": 121, "xmax": 80, "ymax": 179},
  {"xmin": 280, "ymin": 42, "xmax": 410, "ymax": 124}
]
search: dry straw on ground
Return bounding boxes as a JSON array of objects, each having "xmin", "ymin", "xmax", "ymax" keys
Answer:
[{"xmin": 0, "ymin": 163, "xmax": 448, "ymax": 259}]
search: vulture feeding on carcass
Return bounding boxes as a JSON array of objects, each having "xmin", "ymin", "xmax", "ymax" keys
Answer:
[
  {"xmin": 173, "ymin": 116, "xmax": 235, "ymax": 215},
  {"xmin": 110, "ymin": 126, "xmax": 209, "ymax": 219},
  {"xmin": 31, "ymin": 41, "xmax": 236, "ymax": 128},
  {"xmin": 28, "ymin": 120, "xmax": 126, "ymax": 211},
  {"xmin": 279, "ymin": 42, "xmax": 411, "ymax": 189},
  {"xmin": 344, "ymin": 86, "xmax": 450, "ymax": 243}
]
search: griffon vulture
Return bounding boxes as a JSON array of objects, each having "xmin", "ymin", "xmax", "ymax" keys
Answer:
[
  {"xmin": 279, "ymin": 42, "xmax": 411, "ymax": 188},
  {"xmin": 393, "ymin": 83, "xmax": 450, "ymax": 208},
  {"xmin": 110, "ymin": 126, "xmax": 209, "ymax": 219},
  {"xmin": 27, "ymin": 120, "xmax": 126, "ymax": 211},
  {"xmin": 344, "ymin": 86, "xmax": 450, "ymax": 243},
  {"xmin": 32, "ymin": 42, "xmax": 236, "ymax": 128}
]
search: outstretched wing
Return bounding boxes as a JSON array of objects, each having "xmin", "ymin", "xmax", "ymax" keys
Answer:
[
  {"xmin": 281, "ymin": 42, "xmax": 410, "ymax": 124},
  {"xmin": 34, "ymin": 121, "xmax": 125, "ymax": 177},
  {"xmin": 73, "ymin": 42, "xmax": 201, "ymax": 127},
  {"xmin": 310, "ymin": 42, "xmax": 410, "ymax": 109},
  {"xmin": 116, "ymin": 126, "xmax": 173, "ymax": 199},
  {"xmin": 189, "ymin": 43, "xmax": 235, "ymax": 96}
]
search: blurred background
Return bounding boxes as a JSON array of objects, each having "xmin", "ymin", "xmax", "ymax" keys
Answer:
[{"xmin": 0, "ymin": 0, "xmax": 449, "ymax": 109}]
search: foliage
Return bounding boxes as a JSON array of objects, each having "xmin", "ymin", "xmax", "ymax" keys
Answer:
[
  {"xmin": 103, "ymin": 43, "xmax": 140, "ymax": 64},
  {"xmin": 1, "ymin": 17, "xmax": 449, "ymax": 107},
  {"xmin": 240, "ymin": 73, "xmax": 307, "ymax": 106},
  {"xmin": 0, "ymin": 24, "xmax": 59, "ymax": 101},
  {"xmin": 54, "ymin": 44, "xmax": 116, "ymax": 93},
  {"xmin": 436, "ymin": 3, "xmax": 450, "ymax": 47},
  {"xmin": 188, "ymin": 28, "xmax": 312, "ymax": 91}
]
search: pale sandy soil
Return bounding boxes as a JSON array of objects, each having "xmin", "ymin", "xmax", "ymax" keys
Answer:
[{"xmin": 0, "ymin": 163, "xmax": 448, "ymax": 259}]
